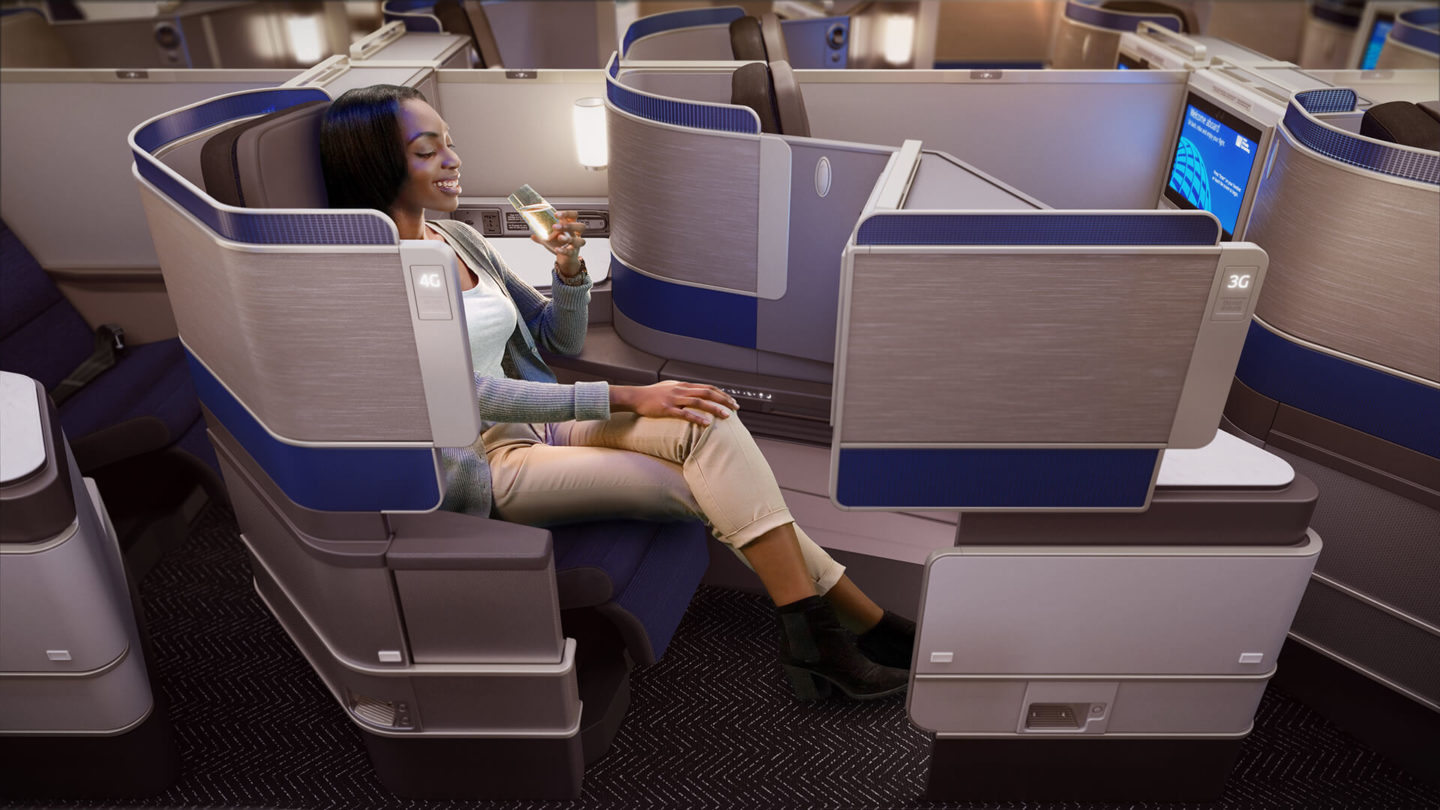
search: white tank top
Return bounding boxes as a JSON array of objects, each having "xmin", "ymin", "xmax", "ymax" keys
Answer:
[{"xmin": 459, "ymin": 264, "xmax": 517, "ymax": 380}]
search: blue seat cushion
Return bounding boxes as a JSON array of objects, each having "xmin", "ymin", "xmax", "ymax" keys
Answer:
[
  {"xmin": 0, "ymin": 222, "xmax": 92, "ymax": 389},
  {"xmin": 58, "ymin": 338, "xmax": 198, "ymax": 445},
  {"xmin": 552, "ymin": 519, "xmax": 709, "ymax": 664}
]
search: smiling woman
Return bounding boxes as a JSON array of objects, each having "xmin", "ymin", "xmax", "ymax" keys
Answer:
[{"xmin": 315, "ymin": 85, "xmax": 916, "ymax": 704}]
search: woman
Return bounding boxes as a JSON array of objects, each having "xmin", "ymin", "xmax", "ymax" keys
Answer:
[{"xmin": 319, "ymin": 85, "xmax": 914, "ymax": 701}]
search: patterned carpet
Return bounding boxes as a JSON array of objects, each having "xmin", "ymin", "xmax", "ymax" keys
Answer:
[{"xmin": 8, "ymin": 503, "xmax": 1440, "ymax": 810}]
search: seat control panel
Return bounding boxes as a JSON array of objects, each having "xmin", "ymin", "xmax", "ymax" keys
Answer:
[{"xmin": 453, "ymin": 204, "xmax": 609, "ymax": 238}]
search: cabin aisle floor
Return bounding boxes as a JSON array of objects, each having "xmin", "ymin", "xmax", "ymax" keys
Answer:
[{"xmin": 9, "ymin": 502, "xmax": 1439, "ymax": 810}]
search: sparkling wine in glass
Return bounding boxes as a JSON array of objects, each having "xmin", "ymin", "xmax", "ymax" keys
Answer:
[{"xmin": 508, "ymin": 184, "xmax": 559, "ymax": 241}]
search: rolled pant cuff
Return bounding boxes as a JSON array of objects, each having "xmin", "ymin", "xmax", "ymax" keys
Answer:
[
  {"xmin": 814, "ymin": 560, "xmax": 847, "ymax": 596},
  {"xmin": 719, "ymin": 508, "xmax": 797, "ymax": 550}
]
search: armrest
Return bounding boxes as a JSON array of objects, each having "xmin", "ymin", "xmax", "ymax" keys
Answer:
[{"xmin": 385, "ymin": 510, "xmax": 551, "ymax": 570}]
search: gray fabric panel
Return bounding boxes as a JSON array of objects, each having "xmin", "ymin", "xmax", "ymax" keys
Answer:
[
  {"xmin": 1272, "ymin": 447, "xmax": 1440, "ymax": 627},
  {"xmin": 140, "ymin": 184, "xmax": 432, "ymax": 442},
  {"xmin": 607, "ymin": 108, "xmax": 760, "ymax": 293},
  {"xmin": 1292, "ymin": 581, "xmax": 1440, "ymax": 706},
  {"xmin": 839, "ymin": 252, "xmax": 1215, "ymax": 444},
  {"xmin": 1249, "ymin": 134, "xmax": 1440, "ymax": 382}
]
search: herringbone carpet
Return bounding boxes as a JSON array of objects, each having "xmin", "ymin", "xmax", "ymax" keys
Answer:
[{"xmin": 10, "ymin": 503, "xmax": 1440, "ymax": 810}]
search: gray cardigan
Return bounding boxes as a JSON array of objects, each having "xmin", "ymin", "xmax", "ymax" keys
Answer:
[{"xmin": 427, "ymin": 218, "xmax": 610, "ymax": 517}]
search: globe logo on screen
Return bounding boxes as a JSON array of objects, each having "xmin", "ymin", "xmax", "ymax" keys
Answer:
[{"xmin": 1169, "ymin": 137, "xmax": 1211, "ymax": 211}]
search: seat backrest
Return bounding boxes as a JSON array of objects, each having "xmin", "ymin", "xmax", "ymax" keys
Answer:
[
  {"xmin": 730, "ymin": 61, "xmax": 781, "ymax": 134},
  {"xmin": 769, "ymin": 60, "xmax": 810, "ymax": 138},
  {"xmin": 729, "ymin": 15, "xmax": 766, "ymax": 61},
  {"xmin": 729, "ymin": 61, "xmax": 810, "ymax": 138},
  {"xmin": 436, "ymin": 0, "xmax": 502, "ymax": 68},
  {"xmin": 200, "ymin": 100, "xmax": 329, "ymax": 209},
  {"xmin": 0, "ymin": 220, "xmax": 92, "ymax": 391},
  {"xmin": 1360, "ymin": 101, "xmax": 1440, "ymax": 151},
  {"xmin": 759, "ymin": 12, "xmax": 790, "ymax": 63}
]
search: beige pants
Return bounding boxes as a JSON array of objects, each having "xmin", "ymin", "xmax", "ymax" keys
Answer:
[{"xmin": 484, "ymin": 412, "xmax": 846, "ymax": 595}]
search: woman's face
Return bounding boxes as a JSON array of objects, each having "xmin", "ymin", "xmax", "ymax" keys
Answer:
[{"xmin": 390, "ymin": 98, "xmax": 462, "ymax": 216}]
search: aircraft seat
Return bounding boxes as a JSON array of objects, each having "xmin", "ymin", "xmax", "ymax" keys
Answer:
[
  {"xmin": 760, "ymin": 13, "xmax": 791, "ymax": 65},
  {"xmin": 1376, "ymin": 5, "xmax": 1439, "ymax": 70},
  {"xmin": 829, "ymin": 147, "xmax": 1323, "ymax": 799},
  {"xmin": 728, "ymin": 15, "xmax": 766, "ymax": 62},
  {"xmin": 381, "ymin": 0, "xmax": 444, "ymax": 33},
  {"xmin": 1360, "ymin": 100, "xmax": 1440, "ymax": 150},
  {"xmin": 730, "ymin": 62, "xmax": 781, "ymax": 133},
  {"xmin": 132, "ymin": 88, "xmax": 709, "ymax": 798},
  {"xmin": 0, "ymin": 220, "xmax": 222, "ymax": 565},
  {"xmin": 0, "ymin": 371, "xmax": 179, "ymax": 798},
  {"xmin": 1227, "ymin": 86, "xmax": 1439, "ymax": 719},
  {"xmin": 1052, "ymin": 0, "xmax": 1188, "ymax": 68},
  {"xmin": 770, "ymin": 61, "xmax": 811, "ymax": 138}
]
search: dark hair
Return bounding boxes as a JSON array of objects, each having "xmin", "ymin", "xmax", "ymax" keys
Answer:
[{"xmin": 319, "ymin": 84, "xmax": 427, "ymax": 212}]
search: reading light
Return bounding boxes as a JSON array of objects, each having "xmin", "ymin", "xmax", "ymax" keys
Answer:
[
  {"xmin": 572, "ymin": 97, "xmax": 608, "ymax": 170},
  {"xmin": 882, "ymin": 14, "xmax": 914, "ymax": 66}
]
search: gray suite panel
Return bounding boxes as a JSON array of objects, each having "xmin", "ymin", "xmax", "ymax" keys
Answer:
[
  {"xmin": 757, "ymin": 142, "xmax": 893, "ymax": 365},
  {"xmin": 607, "ymin": 108, "xmax": 760, "ymax": 293},
  {"xmin": 1248, "ymin": 132, "xmax": 1440, "ymax": 383},
  {"xmin": 139, "ymin": 185, "xmax": 434, "ymax": 442},
  {"xmin": 838, "ymin": 251, "xmax": 1216, "ymax": 444}
]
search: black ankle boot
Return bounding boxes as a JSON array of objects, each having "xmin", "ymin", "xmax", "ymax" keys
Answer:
[
  {"xmin": 775, "ymin": 596, "xmax": 909, "ymax": 701},
  {"xmin": 856, "ymin": 611, "xmax": 916, "ymax": 670}
]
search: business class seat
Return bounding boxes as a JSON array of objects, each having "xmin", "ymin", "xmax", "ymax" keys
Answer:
[
  {"xmin": 1052, "ymin": 0, "xmax": 1191, "ymax": 68},
  {"xmin": 0, "ymin": 371, "xmax": 179, "ymax": 798},
  {"xmin": 1359, "ymin": 100, "xmax": 1440, "ymax": 150},
  {"xmin": 1225, "ymin": 87, "xmax": 1439, "ymax": 768},
  {"xmin": 132, "ymin": 87, "xmax": 709, "ymax": 799},
  {"xmin": 434, "ymin": 0, "xmax": 502, "ymax": 68},
  {"xmin": 0, "ymin": 219, "xmax": 221, "ymax": 571}
]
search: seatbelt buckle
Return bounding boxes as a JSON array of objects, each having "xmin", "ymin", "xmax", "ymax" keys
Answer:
[{"xmin": 103, "ymin": 324, "xmax": 126, "ymax": 353}]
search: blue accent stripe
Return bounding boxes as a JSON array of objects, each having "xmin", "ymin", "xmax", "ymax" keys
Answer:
[
  {"xmin": 855, "ymin": 214, "xmax": 1219, "ymax": 246},
  {"xmin": 387, "ymin": 12, "xmax": 443, "ymax": 33},
  {"xmin": 187, "ymin": 352, "xmax": 441, "ymax": 511},
  {"xmin": 610, "ymin": 255, "xmax": 756, "ymax": 349},
  {"xmin": 1294, "ymin": 88, "xmax": 1357, "ymax": 115},
  {"xmin": 606, "ymin": 70, "xmax": 758, "ymax": 134},
  {"xmin": 835, "ymin": 448, "xmax": 1159, "ymax": 509},
  {"xmin": 1285, "ymin": 90, "xmax": 1440, "ymax": 185},
  {"xmin": 1309, "ymin": 0, "xmax": 1363, "ymax": 29},
  {"xmin": 381, "ymin": 0, "xmax": 442, "ymax": 31},
  {"xmin": 131, "ymin": 89, "xmax": 398, "ymax": 245},
  {"xmin": 622, "ymin": 6, "xmax": 745, "ymax": 55},
  {"xmin": 1393, "ymin": 7, "xmax": 1440, "ymax": 55},
  {"xmin": 1064, "ymin": 0, "xmax": 1181, "ymax": 33},
  {"xmin": 1236, "ymin": 322, "xmax": 1440, "ymax": 459},
  {"xmin": 133, "ymin": 88, "xmax": 328, "ymax": 153}
]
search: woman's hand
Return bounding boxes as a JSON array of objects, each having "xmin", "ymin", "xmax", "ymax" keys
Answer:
[
  {"xmin": 610, "ymin": 381, "xmax": 740, "ymax": 427},
  {"xmin": 532, "ymin": 210, "xmax": 586, "ymax": 279}
]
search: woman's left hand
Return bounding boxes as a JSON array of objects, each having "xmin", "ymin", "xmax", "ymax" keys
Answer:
[{"xmin": 533, "ymin": 210, "xmax": 587, "ymax": 279}]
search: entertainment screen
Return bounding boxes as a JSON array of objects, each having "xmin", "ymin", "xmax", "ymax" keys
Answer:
[
  {"xmin": 1117, "ymin": 53, "xmax": 1149, "ymax": 69},
  {"xmin": 1163, "ymin": 93, "xmax": 1263, "ymax": 240},
  {"xmin": 1360, "ymin": 14, "xmax": 1395, "ymax": 69}
]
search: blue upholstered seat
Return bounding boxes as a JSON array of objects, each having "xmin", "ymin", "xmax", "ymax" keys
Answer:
[
  {"xmin": 0, "ymin": 219, "xmax": 216, "ymax": 475},
  {"xmin": 552, "ymin": 519, "xmax": 710, "ymax": 664}
]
